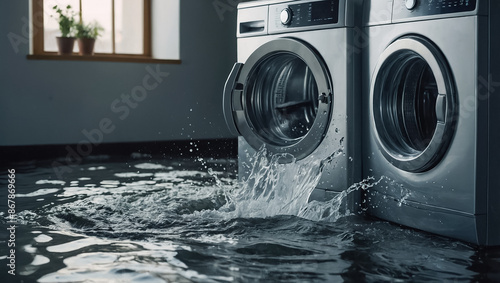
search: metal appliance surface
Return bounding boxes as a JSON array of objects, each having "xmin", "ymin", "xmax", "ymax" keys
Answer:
[
  {"xmin": 362, "ymin": 0, "xmax": 500, "ymax": 245},
  {"xmin": 224, "ymin": 0, "xmax": 363, "ymax": 205}
]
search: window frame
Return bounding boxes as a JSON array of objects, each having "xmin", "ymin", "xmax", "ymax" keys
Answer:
[{"xmin": 29, "ymin": 0, "xmax": 180, "ymax": 64}]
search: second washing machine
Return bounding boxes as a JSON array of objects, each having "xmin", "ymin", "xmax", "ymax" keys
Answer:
[
  {"xmin": 363, "ymin": 0, "xmax": 500, "ymax": 245},
  {"xmin": 224, "ymin": 0, "xmax": 363, "ymax": 206}
]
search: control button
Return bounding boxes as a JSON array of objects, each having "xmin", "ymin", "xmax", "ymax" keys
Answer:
[
  {"xmin": 405, "ymin": 0, "xmax": 417, "ymax": 10},
  {"xmin": 280, "ymin": 8, "xmax": 292, "ymax": 25}
]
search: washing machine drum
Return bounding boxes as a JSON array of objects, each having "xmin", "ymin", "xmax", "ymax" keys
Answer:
[
  {"xmin": 370, "ymin": 36, "xmax": 457, "ymax": 172},
  {"xmin": 223, "ymin": 38, "xmax": 333, "ymax": 160}
]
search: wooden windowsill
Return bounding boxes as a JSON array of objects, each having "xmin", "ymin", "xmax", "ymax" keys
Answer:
[{"xmin": 27, "ymin": 54, "xmax": 181, "ymax": 64}]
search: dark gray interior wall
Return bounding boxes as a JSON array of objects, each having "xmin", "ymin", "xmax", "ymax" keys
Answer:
[{"xmin": 0, "ymin": 0, "xmax": 237, "ymax": 146}]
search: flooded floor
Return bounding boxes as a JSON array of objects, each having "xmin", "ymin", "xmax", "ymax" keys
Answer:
[{"xmin": 1, "ymin": 152, "xmax": 500, "ymax": 282}]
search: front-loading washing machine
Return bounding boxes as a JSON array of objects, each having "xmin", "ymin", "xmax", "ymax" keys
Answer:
[
  {"xmin": 362, "ymin": 0, "xmax": 500, "ymax": 245},
  {"xmin": 223, "ymin": 0, "xmax": 363, "ymax": 206}
]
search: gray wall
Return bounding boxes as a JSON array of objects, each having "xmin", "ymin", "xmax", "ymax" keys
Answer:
[{"xmin": 0, "ymin": 0, "xmax": 238, "ymax": 146}]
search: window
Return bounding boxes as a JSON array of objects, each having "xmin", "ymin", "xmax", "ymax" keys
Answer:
[{"xmin": 30, "ymin": 0, "xmax": 180, "ymax": 63}]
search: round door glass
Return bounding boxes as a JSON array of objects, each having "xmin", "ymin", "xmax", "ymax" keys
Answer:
[
  {"xmin": 377, "ymin": 52, "xmax": 438, "ymax": 154},
  {"xmin": 371, "ymin": 36, "xmax": 456, "ymax": 172},
  {"xmin": 244, "ymin": 52, "xmax": 319, "ymax": 146}
]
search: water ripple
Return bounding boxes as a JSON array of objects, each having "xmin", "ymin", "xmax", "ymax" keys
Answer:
[{"xmin": 6, "ymin": 154, "xmax": 500, "ymax": 282}]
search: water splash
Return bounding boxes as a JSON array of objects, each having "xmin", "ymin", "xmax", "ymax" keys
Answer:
[
  {"xmin": 16, "ymin": 147, "xmax": 387, "ymax": 236},
  {"xmin": 203, "ymin": 146, "xmax": 385, "ymax": 223},
  {"xmin": 12, "ymin": 145, "xmax": 392, "ymax": 240},
  {"xmin": 213, "ymin": 147, "xmax": 324, "ymax": 219},
  {"xmin": 397, "ymin": 189, "xmax": 412, "ymax": 207},
  {"xmin": 9, "ymin": 155, "xmax": 491, "ymax": 283},
  {"xmin": 298, "ymin": 176, "xmax": 386, "ymax": 222}
]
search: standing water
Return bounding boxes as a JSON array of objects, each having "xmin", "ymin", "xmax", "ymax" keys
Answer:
[{"xmin": 1, "ymin": 146, "xmax": 500, "ymax": 282}]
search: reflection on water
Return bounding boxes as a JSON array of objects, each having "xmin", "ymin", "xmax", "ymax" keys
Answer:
[{"xmin": 1, "ymin": 151, "xmax": 500, "ymax": 282}]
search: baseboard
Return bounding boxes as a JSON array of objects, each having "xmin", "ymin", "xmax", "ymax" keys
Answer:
[{"xmin": 1, "ymin": 139, "xmax": 238, "ymax": 164}]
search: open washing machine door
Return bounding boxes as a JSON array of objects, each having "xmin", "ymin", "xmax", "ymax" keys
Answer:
[
  {"xmin": 370, "ymin": 36, "xmax": 458, "ymax": 172},
  {"xmin": 223, "ymin": 38, "xmax": 333, "ymax": 161}
]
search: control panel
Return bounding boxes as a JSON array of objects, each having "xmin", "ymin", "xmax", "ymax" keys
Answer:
[
  {"xmin": 394, "ymin": 0, "xmax": 477, "ymax": 20},
  {"xmin": 238, "ymin": 0, "xmax": 352, "ymax": 36},
  {"xmin": 269, "ymin": 0, "xmax": 341, "ymax": 33}
]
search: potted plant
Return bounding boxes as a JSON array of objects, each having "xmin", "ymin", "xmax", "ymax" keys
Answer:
[
  {"xmin": 75, "ymin": 21, "xmax": 104, "ymax": 55},
  {"xmin": 52, "ymin": 5, "xmax": 76, "ymax": 55}
]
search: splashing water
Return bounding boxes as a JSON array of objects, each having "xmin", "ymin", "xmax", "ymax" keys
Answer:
[
  {"xmin": 201, "ymin": 146, "xmax": 384, "ymax": 223},
  {"xmin": 298, "ymin": 176, "xmax": 386, "ymax": 222},
  {"xmin": 16, "ymin": 145, "xmax": 386, "ymax": 236},
  {"xmin": 8, "ymin": 150, "xmax": 495, "ymax": 282},
  {"xmin": 214, "ymin": 147, "xmax": 323, "ymax": 219}
]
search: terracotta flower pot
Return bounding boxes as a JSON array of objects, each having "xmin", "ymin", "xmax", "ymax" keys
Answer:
[
  {"xmin": 56, "ymin": 37, "xmax": 76, "ymax": 55},
  {"xmin": 77, "ymin": 38, "xmax": 96, "ymax": 55}
]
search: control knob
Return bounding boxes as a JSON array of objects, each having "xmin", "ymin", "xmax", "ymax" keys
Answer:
[
  {"xmin": 280, "ymin": 8, "xmax": 292, "ymax": 25},
  {"xmin": 405, "ymin": 0, "xmax": 417, "ymax": 10}
]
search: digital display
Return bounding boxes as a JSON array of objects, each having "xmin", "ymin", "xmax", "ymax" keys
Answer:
[
  {"xmin": 394, "ymin": 0, "xmax": 477, "ymax": 20},
  {"xmin": 311, "ymin": 1, "xmax": 335, "ymax": 22},
  {"xmin": 288, "ymin": 0, "xmax": 339, "ymax": 27}
]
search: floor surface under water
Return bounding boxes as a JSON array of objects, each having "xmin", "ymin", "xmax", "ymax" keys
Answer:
[{"xmin": 1, "ymin": 150, "xmax": 500, "ymax": 282}]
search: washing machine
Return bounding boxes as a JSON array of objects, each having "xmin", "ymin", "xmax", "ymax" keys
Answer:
[
  {"xmin": 362, "ymin": 0, "xmax": 500, "ymax": 245},
  {"xmin": 223, "ymin": 0, "xmax": 363, "ymax": 205}
]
